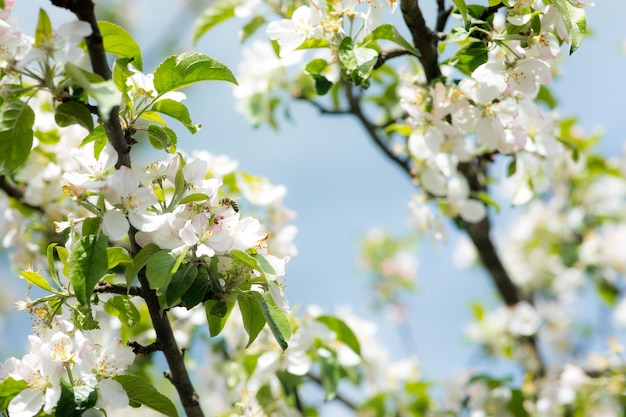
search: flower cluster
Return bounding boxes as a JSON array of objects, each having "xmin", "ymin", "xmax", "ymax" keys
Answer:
[{"xmin": 0, "ymin": 314, "xmax": 135, "ymax": 417}]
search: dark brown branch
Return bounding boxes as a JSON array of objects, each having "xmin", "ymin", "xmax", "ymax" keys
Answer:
[
  {"xmin": 50, "ymin": 0, "xmax": 131, "ymax": 169},
  {"xmin": 0, "ymin": 176, "xmax": 44, "ymax": 213},
  {"xmin": 400, "ymin": 0, "xmax": 441, "ymax": 82},
  {"xmin": 94, "ymin": 281, "xmax": 142, "ymax": 297},
  {"xmin": 344, "ymin": 83, "xmax": 413, "ymax": 178},
  {"xmin": 128, "ymin": 340, "xmax": 163, "ymax": 355},
  {"xmin": 436, "ymin": 0, "xmax": 453, "ymax": 33},
  {"xmin": 132, "ymin": 233, "xmax": 204, "ymax": 417},
  {"xmin": 374, "ymin": 48, "xmax": 414, "ymax": 70},
  {"xmin": 50, "ymin": 2, "xmax": 203, "ymax": 415}
]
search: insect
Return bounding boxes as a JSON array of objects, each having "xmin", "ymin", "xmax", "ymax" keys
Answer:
[{"xmin": 222, "ymin": 197, "xmax": 239, "ymax": 213}]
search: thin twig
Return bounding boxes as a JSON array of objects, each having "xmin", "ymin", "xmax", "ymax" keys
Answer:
[
  {"xmin": 128, "ymin": 340, "xmax": 163, "ymax": 355},
  {"xmin": 307, "ymin": 373, "xmax": 358, "ymax": 410},
  {"xmin": 94, "ymin": 281, "xmax": 142, "ymax": 297},
  {"xmin": 374, "ymin": 48, "xmax": 416, "ymax": 70},
  {"xmin": 344, "ymin": 83, "xmax": 413, "ymax": 178}
]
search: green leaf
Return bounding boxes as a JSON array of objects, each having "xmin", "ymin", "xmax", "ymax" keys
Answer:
[
  {"xmin": 452, "ymin": 0, "xmax": 469, "ymax": 27},
  {"xmin": 339, "ymin": 37, "xmax": 357, "ymax": 70},
  {"xmin": 0, "ymin": 378, "xmax": 28, "ymax": 411},
  {"xmin": 296, "ymin": 38, "xmax": 330, "ymax": 50},
  {"xmin": 126, "ymin": 243, "xmax": 160, "ymax": 289},
  {"xmin": 114, "ymin": 375, "xmax": 179, "ymax": 417},
  {"xmin": 368, "ymin": 24, "xmax": 421, "ymax": 57},
  {"xmin": 35, "ymin": 8, "xmax": 52, "ymax": 47},
  {"xmin": 55, "ymin": 101, "xmax": 95, "ymax": 132},
  {"xmin": 178, "ymin": 193, "xmax": 209, "ymax": 205},
  {"xmin": 19, "ymin": 269, "xmax": 52, "ymax": 292},
  {"xmin": 99, "ymin": 21, "xmax": 143, "ymax": 71},
  {"xmin": 166, "ymin": 265, "xmax": 198, "ymax": 307},
  {"xmin": 240, "ymin": 15, "xmax": 266, "ymax": 43},
  {"xmin": 552, "ymin": 0, "xmax": 586, "ymax": 54},
  {"xmin": 107, "ymin": 247, "xmax": 131, "ymax": 269},
  {"xmin": 47, "ymin": 243, "xmax": 62, "ymax": 288},
  {"xmin": 237, "ymin": 294, "xmax": 266, "ymax": 347},
  {"xmin": 153, "ymin": 52, "xmax": 237, "ymax": 96},
  {"xmin": 0, "ymin": 1, "xmax": 6, "ymax": 9},
  {"xmin": 205, "ymin": 297, "xmax": 236, "ymax": 337},
  {"xmin": 152, "ymin": 99, "xmax": 201, "ymax": 134},
  {"xmin": 65, "ymin": 63, "xmax": 122, "ymax": 121},
  {"xmin": 80, "ymin": 124, "xmax": 107, "ymax": 147},
  {"xmin": 316, "ymin": 315, "xmax": 361, "ymax": 355},
  {"xmin": 306, "ymin": 59, "xmax": 329, "ymax": 76},
  {"xmin": 318, "ymin": 349, "xmax": 340, "ymax": 401},
  {"xmin": 475, "ymin": 191, "xmax": 500, "ymax": 213},
  {"xmin": 104, "ymin": 295, "xmax": 141, "ymax": 327},
  {"xmin": 146, "ymin": 124, "xmax": 177, "ymax": 153},
  {"xmin": 72, "ymin": 303, "xmax": 100, "ymax": 330},
  {"xmin": 259, "ymin": 294, "xmax": 290, "ymax": 351},
  {"xmin": 145, "ymin": 250, "xmax": 180, "ymax": 296},
  {"xmin": 181, "ymin": 275, "xmax": 210, "ymax": 309},
  {"xmin": 69, "ymin": 234, "xmax": 109, "ymax": 305},
  {"xmin": 192, "ymin": 0, "xmax": 241, "ymax": 44},
  {"xmin": 0, "ymin": 100, "xmax": 35, "ymax": 175},
  {"xmin": 56, "ymin": 381, "xmax": 97, "ymax": 416}
]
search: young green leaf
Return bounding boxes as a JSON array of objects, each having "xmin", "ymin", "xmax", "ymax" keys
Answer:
[
  {"xmin": 0, "ymin": 378, "xmax": 28, "ymax": 411},
  {"xmin": 237, "ymin": 294, "xmax": 266, "ymax": 347},
  {"xmin": 451, "ymin": 0, "xmax": 469, "ymax": 27},
  {"xmin": 146, "ymin": 124, "xmax": 177, "ymax": 153},
  {"xmin": 259, "ymin": 294, "xmax": 290, "ymax": 351},
  {"xmin": 153, "ymin": 52, "xmax": 237, "ymax": 96},
  {"xmin": 126, "ymin": 244, "xmax": 160, "ymax": 289},
  {"xmin": 104, "ymin": 295, "xmax": 141, "ymax": 328},
  {"xmin": 19, "ymin": 269, "xmax": 53, "ymax": 292},
  {"xmin": 69, "ymin": 234, "xmax": 109, "ymax": 305},
  {"xmin": 192, "ymin": 0, "xmax": 241, "ymax": 44},
  {"xmin": 181, "ymin": 276, "xmax": 210, "ymax": 309},
  {"xmin": 54, "ymin": 101, "xmax": 95, "ymax": 132},
  {"xmin": 205, "ymin": 297, "xmax": 236, "ymax": 337},
  {"xmin": 145, "ymin": 250, "xmax": 180, "ymax": 296},
  {"xmin": 368, "ymin": 24, "xmax": 421, "ymax": 57},
  {"xmin": 98, "ymin": 21, "xmax": 143, "ymax": 71},
  {"xmin": 35, "ymin": 8, "xmax": 52, "ymax": 47},
  {"xmin": 316, "ymin": 315, "xmax": 361, "ymax": 355},
  {"xmin": 0, "ymin": 100, "xmax": 35, "ymax": 176},
  {"xmin": 166, "ymin": 265, "xmax": 198, "ymax": 307},
  {"xmin": 107, "ymin": 247, "xmax": 131, "ymax": 269},
  {"xmin": 318, "ymin": 349, "xmax": 340, "ymax": 401},
  {"xmin": 151, "ymin": 99, "xmax": 201, "ymax": 134},
  {"xmin": 65, "ymin": 63, "xmax": 122, "ymax": 121},
  {"xmin": 240, "ymin": 15, "xmax": 266, "ymax": 43},
  {"xmin": 114, "ymin": 375, "xmax": 179, "ymax": 417},
  {"xmin": 552, "ymin": 0, "xmax": 586, "ymax": 54}
]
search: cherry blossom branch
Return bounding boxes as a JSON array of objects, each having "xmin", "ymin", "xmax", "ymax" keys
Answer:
[{"xmin": 399, "ymin": 0, "xmax": 442, "ymax": 82}]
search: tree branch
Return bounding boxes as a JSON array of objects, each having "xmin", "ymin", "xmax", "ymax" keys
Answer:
[
  {"xmin": 400, "ymin": 0, "xmax": 441, "ymax": 82},
  {"xmin": 307, "ymin": 373, "xmax": 358, "ymax": 410},
  {"xmin": 436, "ymin": 0, "xmax": 453, "ymax": 33},
  {"xmin": 49, "ymin": 0, "xmax": 131, "ymax": 169},
  {"xmin": 374, "ymin": 48, "xmax": 415, "ymax": 70},
  {"xmin": 344, "ymin": 83, "xmax": 413, "ymax": 178},
  {"xmin": 94, "ymin": 281, "xmax": 143, "ymax": 297},
  {"xmin": 50, "ymin": 1, "xmax": 203, "ymax": 414},
  {"xmin": 0, "ymin": 176, "xmax": 44, "ymax": 213}
]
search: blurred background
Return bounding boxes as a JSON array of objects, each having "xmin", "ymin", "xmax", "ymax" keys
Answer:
[{"xmin": 2, "ymin": 0, "xmax": 625, "ymax": 385}]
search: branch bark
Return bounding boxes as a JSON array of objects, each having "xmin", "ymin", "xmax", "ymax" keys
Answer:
[
  {"xmin": 50, "ymin": 1, "xmax": 205, "ymax": 414},
  {"xmin": 400, "ymin": 0, "xmax": 441, "ymax": 82}
]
